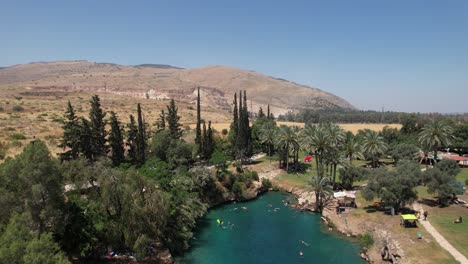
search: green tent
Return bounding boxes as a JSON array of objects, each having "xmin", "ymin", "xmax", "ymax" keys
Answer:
[{"xmin": 401, "ymin": 214, "xmax": 418, "ymax": 220}]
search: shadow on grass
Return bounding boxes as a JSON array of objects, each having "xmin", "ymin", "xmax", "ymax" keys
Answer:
[
  {"xmin": 364, "ymin": 205, "xmax": 379, "ymax": 213},
  {"xmin": 419, "ymin": 198, "xmax": 439, "ymax": 207}
]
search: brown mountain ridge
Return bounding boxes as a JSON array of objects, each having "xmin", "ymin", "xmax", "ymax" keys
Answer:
[{"xmin": 0, "ymin": 60, "xmax": 355, "ymax": 115}]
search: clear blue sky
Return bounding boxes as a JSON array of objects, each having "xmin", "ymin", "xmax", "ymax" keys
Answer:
[{"xmin": 1, "ymin": 0, "xmax": 467, "ymax": 113}]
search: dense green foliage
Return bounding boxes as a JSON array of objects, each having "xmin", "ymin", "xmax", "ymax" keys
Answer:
[{"xmin": 362, "ymin": 161, "xmax": 421, "ymax": 212}]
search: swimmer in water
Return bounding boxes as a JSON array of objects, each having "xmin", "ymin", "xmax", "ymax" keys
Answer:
[
  {"xmin": 300, "ymin": 240, "xmax": 310, "ymax": 247},
  {"xmin": 299, "ymin": 251, "xmax": 304, "ymax": 256},
  {"xmin": 241, "ymin": 206, "xmax": 248, "ymax": 211}
]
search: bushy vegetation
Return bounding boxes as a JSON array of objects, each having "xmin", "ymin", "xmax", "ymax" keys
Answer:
[{"xmin": 9, "ymin": 133, "xmax": 26, "ymax": 140}]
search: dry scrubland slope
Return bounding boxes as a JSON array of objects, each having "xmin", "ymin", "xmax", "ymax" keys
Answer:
[
  {"xmin": 0, "ymin": 60, "xmax": 355, "ymax": 115},
  {"xmin": 0, "ymin": 60, "xmax": 358, "ymax": 158}
]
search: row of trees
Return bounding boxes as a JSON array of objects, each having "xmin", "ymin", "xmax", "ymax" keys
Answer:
[
  {"xmin": 0, "ymin": 91, "xmax": 228, "ymax": 262},
  {"xmin": 255, "ymin": 116, "xmax": 461, "ymax": 212},
  {"xmin": 277, "ymin": 109, "xmax": 468, "ymax": 125},
  {"xmin": 60, "ymin": 96, "xmax": 185, "ymax": 167}
]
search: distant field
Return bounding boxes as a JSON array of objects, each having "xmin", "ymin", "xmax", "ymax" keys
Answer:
[{"xmin": 189, "ymin": 121, "xmax": 402, "ymax": 134}]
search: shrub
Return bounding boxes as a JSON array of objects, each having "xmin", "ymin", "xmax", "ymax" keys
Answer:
[
  {"xmin": 12, "ymin": 105, "xmax": 24, "ymax": 112},
  {"xmin": 0, "ymin": 141, "xmax": 8, "ymax": 159},
  {"xmin": 221, "ymin": 129, "xmax": 228, "ymax": 136},
  {"xmin": 357, "ymin": 233, "xmax": 374, "ymax": 248},
  {"xmin": 261, "ymin": 178, "xmax": 272, "ymax": 189},
  {"xmin": 10, "ymin": 141, "xmax": 22, "ymax": 148},
  {"xmin": 0, "ymin": 106, "xmax": 4, "ymax": 112},
  {"xmin": 51, "ymin": 117, "xmax": 65, "ymax": 124},
  {"xmin": 232, "ymin": 182, "xmax": 242, "ymax": 195},
  {"xmin": 9, "ymin": 133, "xmax": 26, "ymax": 140}
]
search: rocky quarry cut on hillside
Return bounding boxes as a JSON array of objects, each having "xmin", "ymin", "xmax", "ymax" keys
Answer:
[{"xmin": 0, "ymin": 61, "xmax": 355, "ymax": 114}]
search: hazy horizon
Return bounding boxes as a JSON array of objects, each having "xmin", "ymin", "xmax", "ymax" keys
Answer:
[{"xmin": 1, "ymin": 1, "xmax": 467, "ymax": 113}]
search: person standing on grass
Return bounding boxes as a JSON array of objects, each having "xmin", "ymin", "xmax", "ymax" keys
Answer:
[{"xmin": 423, "ymin": 211, "xmax": 428, "ymax": 221}]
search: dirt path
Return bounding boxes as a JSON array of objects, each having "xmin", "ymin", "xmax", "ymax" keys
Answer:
[{"xmin": 413, "ymin": 203, "xmax": 468, "ymax": 264}]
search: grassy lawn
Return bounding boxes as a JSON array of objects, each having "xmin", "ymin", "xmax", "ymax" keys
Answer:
[
  {"xmin": 429, "ymin": 205, "xmax": 468, "ymax": 258},
  {"xmin": 416, "ymin": 168, "xmax": 468, "ymax": 258},
  {"xmin": 456, "ymin": 168, "xmax": 468, "ymax": 183},
  {"xmin": 346, "ymin": 189, "xmax": 457, "ymax": 263},
  {"xmin": 276, "ymin": 172, "xmax": 313, "ymax": 188}
]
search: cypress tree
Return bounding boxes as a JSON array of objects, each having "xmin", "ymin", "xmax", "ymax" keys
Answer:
[
  {"xmin": 230, "ymin": 93, "xmax": 239, "ymax": 148},
  {"xmin": 60, "ymin": 101, "xmax": 81, "ymax": 160},
  {"xmin": 136, "ymin": 103, "xmax": 146, "ymax": 165},
  {"xmin": 267, "ymin": 104, "xmax": 270, "ymax": 119},
  {"xmin": 237, "ymin": 91, "xmax": 245, "ymax": 158},
  {"xmin": 79, "ymin": 118, "xmax": 93, "ymax": 161},
  {"xmin": 157, "ymin": 109, "xmax": 166, "ymax": 131},
  {"xmin": 167, "ymin": 99, "xmax": 182, "ymax": 139},
  {"xmin": 202, "ymin": 120, "xmax": 207, "ymax": 159},
  {"xmin": 195, "ymin": 87, "xmax": 202, "ymax": 152},
  {"xmin": 127, "ymin": 115, "xmax": 138, "ymax": 163},
  {"xmin": 89, "ymin": 95, "xmax": 107, "ymax": 160},
  {"xmin": 109, "ymin": 111, "xmax": 125, "ymax": 166},
  {"xmin": 258, "ymin": 107, "xmax": 265, "ymax": 118},
  {"xmin": 205, "ymin": 121, "xmax": 214, "ymax": 159},
  {"xmin": 242, "ymin": 90, "xmax": 252, "ymax": 157}
]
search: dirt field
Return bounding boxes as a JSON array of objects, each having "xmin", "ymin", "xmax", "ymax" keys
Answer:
[{"xmin": 189, "ymin": 121, "xmax": 402, "ymax": 134}]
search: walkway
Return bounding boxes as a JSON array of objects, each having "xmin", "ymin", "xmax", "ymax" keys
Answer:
[{"xmin": 413, "ymin": 203, "xmax": 468, "ymax": 264}]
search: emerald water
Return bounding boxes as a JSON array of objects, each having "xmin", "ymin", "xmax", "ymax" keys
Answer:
[{"xmin": 177, "ymin": 192, "xmax": 363, "ymax": 264}]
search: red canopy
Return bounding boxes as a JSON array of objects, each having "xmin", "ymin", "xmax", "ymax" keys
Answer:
[{"xmin": 443, "ymin": 155, "xmax": 468, "ymax": 161}]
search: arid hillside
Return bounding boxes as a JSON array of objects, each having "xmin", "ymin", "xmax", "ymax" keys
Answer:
[{"xmin": 0, "ymin": 60, "xmax": 355, "ymax": 115}]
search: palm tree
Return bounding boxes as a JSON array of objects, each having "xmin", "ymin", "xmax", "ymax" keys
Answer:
[
  {"xmin": 309, "ymin": 174, "xmax": 333, "ymax": 214},
  {"xmin": 275, "ymin": 125, "xmax": 299, "ymax": 171},
  {"xmin": 324, "ymin": 123, "xmax": 345, "ymax": 188},
  {"xmin": 343, "ymin": 132, "xmax": 364, "ymax": 165},
  {"xmin": 418, "ymin": 120, "xmax": 454, "ymax": 162},
  {"xmin": 259, "ymin": 123, "xmax": 276, "ymax": 163},
  {"xmin": 302, "ymin": 124, "xmax": 330, "ymax": 177},
  {"xmin": 361, "ymin": 130, "xmax": 388, "ymax": 168}
]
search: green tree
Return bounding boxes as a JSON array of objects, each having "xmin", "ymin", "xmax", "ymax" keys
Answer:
[
  {"xmin": 343, "ymin": 132, "xmax": 364, "ymax": 165},
  {"xmin": 0, "ymin": 213, "xmax": 32, "ymax": 263},
  {"xmin": 390, "ymin": 143, "xmax": 419, "ymax": 164},
  {"xmin": 195, "ymin": 87, "xmax": 202, "ymax": 153},
  {"xmin": 79, "ymin": 118, "xmax": 93, "ymax": 160},
  {"xmin": 60, "ymin": 101, "xmax": 81, "ymax": 160},
  {"xmin": 150, "ymin": 129, "xmax": 172, "ymax": 162},
  {"xmin": 362, "ymin": 161, "xmax": 420, "ymax": 212},
  {"xmin": 229, "ymin": 92, "xmax": 239, "ymax": 150},
  {"xmin": 309, "ymin": 175, "xmax": 333, "ymax": 213},
  {"xmin": 275, "ymin": 125, "xmax": 299, "ymax": 171},
  {"xmin": 203, "ymin": 121, "xmax": 215, "ymax": 159},
  {"xmin": 419, "ymin": 120, "xmax": 454, "ymax": 161},
  {"xmin": 302, "ymin": 124, "xmax": 330, "ymax": 177},
  {"xmin": 156, "ymin": 109, "xmax": 166, "ymax": 131},
  {"xmin": 258, "ymin": 107, "xmax": 265, "ymax": 118},
  {"xmin": 136, "ymin": 103, "xmax": 146, "ymax": 165},
  {"xmin": 259, "ymin": 122, "xmax": 276, "ymax": 162},
  {"xmin": 108, "ymin": 112, "xmax": 125, "ymax": 166},
  {"xmin": 361, "ymin": 130, "xmax": 388, "ymax": 168},
  {"xmin": 436, "ymin": 159, "xmax": 461, "ymax": 177},
  {"xmin": 167, "ymin": 99, "xmax": 182, "ymax": 140},
  {"xmin": 23, "ymin": 233, "xmax": 70, "ymax": 264},
  {"xmin": 339, "ymin": 165, "xmax": 368, "ymax": 190},
  {"xmin": 422, "ymin": 168, "xmax": 456, "ymax": 205},
  {"xmin": 126, "ymin": 115, "xmax": 138, "ymax": 164},
  {"xmin": 89, "ymin": 95, "xmax": 108, "ymax": 160},
  {"xmin": 0, "ymin": 140, "xmax": 65, "ymax": 234}
]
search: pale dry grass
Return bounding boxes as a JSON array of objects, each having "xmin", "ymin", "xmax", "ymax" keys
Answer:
[
  {"xmin": 189, "ymin": 121, "xmax": 402, "ymax": 134},
  {"xmin": 0, "ymin": 87, "xmax": 230, "ymax": 159}
]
